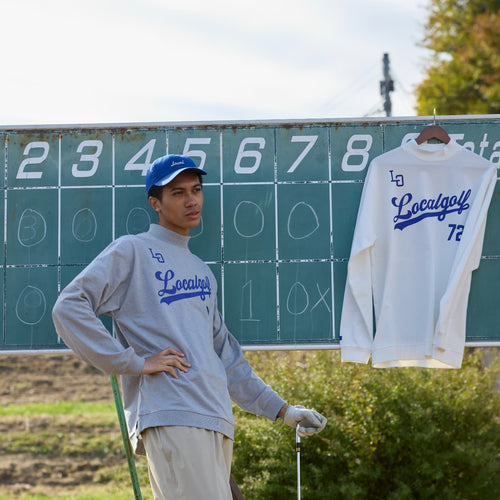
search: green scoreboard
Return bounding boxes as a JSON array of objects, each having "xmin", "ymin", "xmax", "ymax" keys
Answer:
[{"xmin": 1, "ymin": 116, "xmax": 499, "ymax": 352}]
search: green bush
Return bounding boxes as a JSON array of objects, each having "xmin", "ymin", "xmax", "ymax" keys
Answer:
[{"xmin": 233, "ymin": 350, "xmax": 500, "ymax": 499}]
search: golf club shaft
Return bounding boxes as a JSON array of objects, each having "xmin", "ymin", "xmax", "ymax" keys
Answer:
[{"xmin": 296, "ymin": 426, "xmax": 301, "ymax": 500}]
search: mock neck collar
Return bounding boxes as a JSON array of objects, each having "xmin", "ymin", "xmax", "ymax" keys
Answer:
[
  {"xmin": 148, "ymin": 224, "xmax": 190, "ymax": 248},
  {"xmin": 403, "ymin": 139, "xmax": 462, "ymax": 161}
]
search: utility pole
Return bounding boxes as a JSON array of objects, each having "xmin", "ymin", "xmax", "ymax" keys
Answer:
[{"xmin": 380, "ymin": 53, "xmax": 394, "ymax": 117}]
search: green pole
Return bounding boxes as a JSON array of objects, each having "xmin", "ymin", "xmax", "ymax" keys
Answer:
[{"xmin": 110, "ymin": 374, "xmax": 143, "ymax": 499}]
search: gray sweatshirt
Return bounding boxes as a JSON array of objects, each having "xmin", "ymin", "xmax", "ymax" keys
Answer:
[{"xmin": 52, "ymin": 224, "xmax": 285, "ymax": 453}]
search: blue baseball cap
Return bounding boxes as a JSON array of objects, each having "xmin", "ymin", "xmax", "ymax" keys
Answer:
[{"xmin": 146, "ymin": 154, "xmax": 206, "ymax": 193}]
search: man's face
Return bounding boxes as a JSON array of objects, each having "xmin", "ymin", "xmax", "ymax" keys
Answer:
[{"xmin": 148, "ymin": 171, "xmax": 203, "ymax": 235}]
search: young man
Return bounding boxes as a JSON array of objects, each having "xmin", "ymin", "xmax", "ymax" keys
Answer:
[{"xmin": 52, "ymin": 154, "xmax": 326, "ymax": 500}]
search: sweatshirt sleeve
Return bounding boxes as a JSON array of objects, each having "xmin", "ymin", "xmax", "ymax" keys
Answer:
[
  {"xmin": 340, "ymin": 164, "xmax": 378, "ymax": 363},
  {"xmin": 52, "ymin": 239, "xmax": 145, "ymax": 376},
  {"xmin": 435, "ymin": 165, "xmax": 497, "ymax": 348},
  {"xmin": 211, "ymin": 306, "xmax": 286, "ymax": 421}
]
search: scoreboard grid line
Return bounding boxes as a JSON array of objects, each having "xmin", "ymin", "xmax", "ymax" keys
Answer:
[
  {"xmin": 328, "ymin": 126, "xmax": 336, "ymax": 341},
  {"xmin": 273, "ymin": 128, "xmax": 280, "ymax": 341}
]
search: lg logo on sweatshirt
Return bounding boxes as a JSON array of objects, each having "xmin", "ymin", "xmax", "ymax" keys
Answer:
[{"xmin": 392, "ymin": 189, "xmax": 471, "ymax": 231}]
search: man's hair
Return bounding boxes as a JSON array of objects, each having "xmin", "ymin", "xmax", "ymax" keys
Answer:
[
  {"xmin": 147, "ymin": 171, "xmax": 203, "ymax": 201},
  {"xmin": 148, "ymin": 184, "xmax": 163, "ymax": 200}
]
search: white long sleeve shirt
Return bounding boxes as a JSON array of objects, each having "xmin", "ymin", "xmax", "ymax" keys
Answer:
[{"xmin": 340, "ymin": 139, "xmax": 497, "ymax": 369}]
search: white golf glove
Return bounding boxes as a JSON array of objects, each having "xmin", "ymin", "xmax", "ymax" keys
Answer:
[{"xmin": 283, "ymin": 405, "xmax": 327, "ymax": 437}]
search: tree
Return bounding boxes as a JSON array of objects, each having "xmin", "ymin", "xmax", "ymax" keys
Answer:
[{"xmin": 416, "ymin": 0, "xmax": 500, "ymax": 115}]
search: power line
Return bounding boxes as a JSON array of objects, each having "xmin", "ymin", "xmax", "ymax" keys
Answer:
[
  {"xmin": 392, "ymin": 71, "xmax": 417, "ymax": 113},
  {"xmin": 314, "ymin": 61, "xmax": 379, "ymax": 115},
  {"xmin": 363, "ymin": 100, "xmax": 385, "ymax": 117}
]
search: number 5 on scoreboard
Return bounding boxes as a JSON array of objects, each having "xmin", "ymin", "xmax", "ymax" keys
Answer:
[{"xmin": 183, "ymin": 138, "xmax": 212, "ymax": 170}]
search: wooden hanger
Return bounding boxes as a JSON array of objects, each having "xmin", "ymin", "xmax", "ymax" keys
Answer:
[
  {"xmin": 415, "ymin": 109, "xmax": 451, "ymax": 145},
  {"xmin": 415, "ymin": 124, "xmax": 451, "ymax": 145}
]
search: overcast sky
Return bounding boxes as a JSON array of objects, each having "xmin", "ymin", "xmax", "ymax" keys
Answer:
[{"xmin": 1, "ymin": 0, "xmax": 431, "ymax": 126}]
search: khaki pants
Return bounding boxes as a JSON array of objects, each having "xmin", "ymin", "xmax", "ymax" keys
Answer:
[{"xmin": 142, "ymin": 426, "xmax": 233, "ymax": 500}]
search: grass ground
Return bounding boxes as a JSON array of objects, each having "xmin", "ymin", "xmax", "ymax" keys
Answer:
[{"xmin": 0, "ymin": 352, "xmax": 153, "ymax": 499}]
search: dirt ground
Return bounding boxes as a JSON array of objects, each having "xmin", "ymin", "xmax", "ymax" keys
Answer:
[{"xmin": 0, "ymin": 352, "xmax": 126, "ymax": 497}]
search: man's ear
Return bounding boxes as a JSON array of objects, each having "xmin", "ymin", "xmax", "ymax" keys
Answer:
[{"xmin": 148, "ymin": 196, "xmax": 159, "ymax": 212}]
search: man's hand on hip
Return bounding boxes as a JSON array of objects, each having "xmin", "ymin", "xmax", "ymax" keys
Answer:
[{"xmin": 141, "ymin": 347, "xmax": 191, "ymax": 378}]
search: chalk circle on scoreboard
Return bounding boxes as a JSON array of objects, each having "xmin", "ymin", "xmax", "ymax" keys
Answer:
[
  {"xmin": 5, "ymin": 266, "xmax": 58, "ymax": 348},
  {"xmin": 223, "ymin": 184, "xmax": 275, "ymax": 262},
  {"xmin": 60, "ymin": 187, "xmax": 113, "ymax": 265},
  {"xmin": 278, "ymin": 261, "xmax": 334, "ymax": 343},
  {"xmin": 115, "ymin": 186, "xmax": 155, "ymax": 238},
  {"xmin": 277, "ymin": 183, "xmax": 330, "ymax": 260},
  {"xmin": 7, "ymin": 188, "xmax": 58, "ymax": 266}
]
